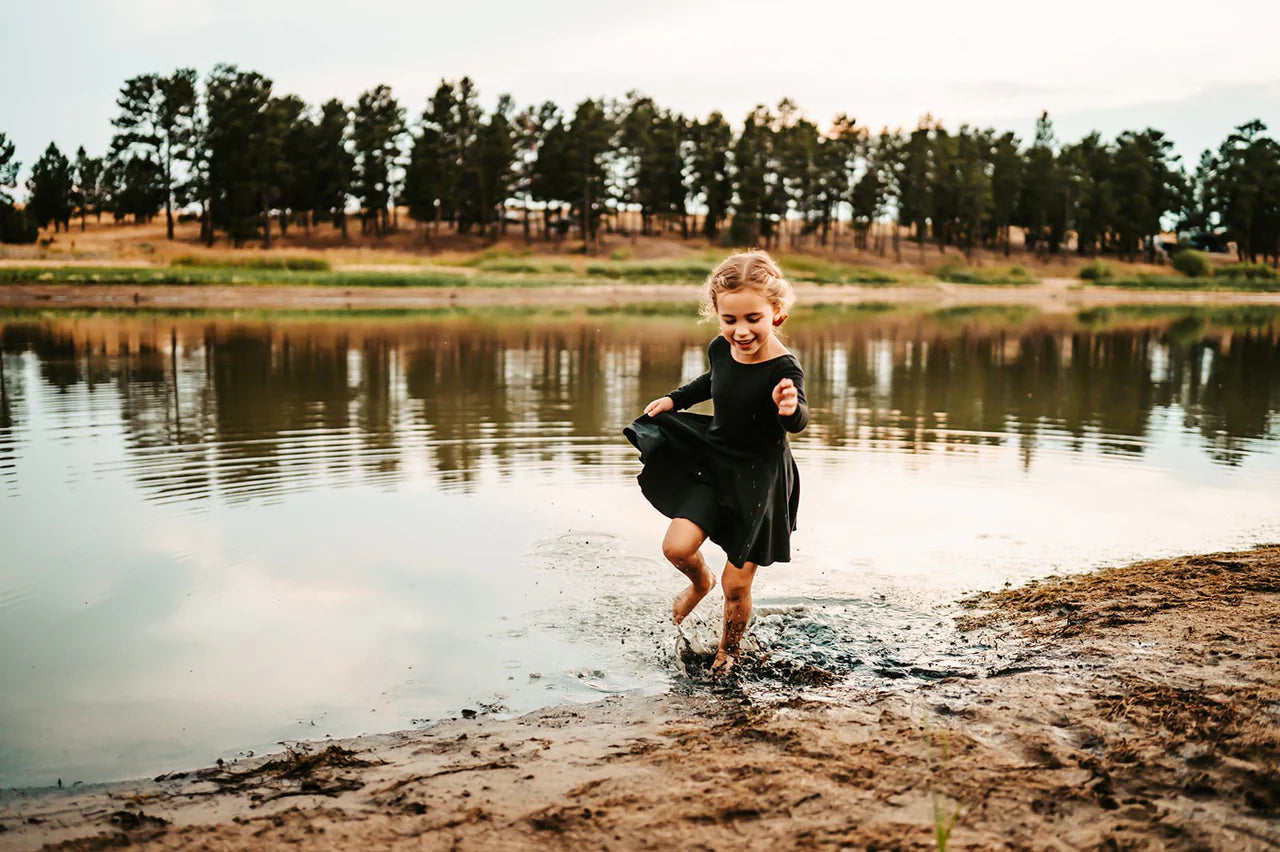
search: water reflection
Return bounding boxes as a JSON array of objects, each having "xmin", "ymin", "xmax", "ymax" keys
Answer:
[
  {"xmin": 2, "ymin": 305, "xmax": 1279, "ymax": 788},
  {"xmin": 1, "ymin": 307, "xmax": 1278, "ymax": 505}
]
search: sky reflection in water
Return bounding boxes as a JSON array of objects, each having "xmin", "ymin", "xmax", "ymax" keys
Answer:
[{"xmin": 1, "ymin": 305, "xmax": 1278, "ymax": 787}]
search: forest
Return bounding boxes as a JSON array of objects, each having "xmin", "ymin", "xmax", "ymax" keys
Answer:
[{"xmin": 1, "ymin": 65, "xmax": 1278, "ymax": 266}]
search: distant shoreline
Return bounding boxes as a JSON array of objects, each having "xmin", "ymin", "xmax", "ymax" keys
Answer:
[{"xmin": 5, "ymin": 279, "xmax": 1280, "ymax": 313}]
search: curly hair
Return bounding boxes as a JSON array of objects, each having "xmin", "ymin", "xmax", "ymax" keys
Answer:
[{"xmin": 698, "ymin": 250, "xmax": 795, "ymax": 321}]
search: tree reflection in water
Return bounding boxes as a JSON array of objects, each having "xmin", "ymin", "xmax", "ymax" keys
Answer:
[{"xmin": 0, "ymin": 306, "xmax": 1277, "ymax": 505}]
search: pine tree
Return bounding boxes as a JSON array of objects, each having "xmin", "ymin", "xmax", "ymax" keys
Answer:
[
  {"xmin": 27, "ymin": 142, "xmax": 75, "ymax": 231},
  {"xmin": 110, "ymin": 69, "xmax": 198, "ymax": 240},
  {"xmin": 204, "ymin": 64, "xmax": 276, "ymax": 246},
  {"xmin": 314, "ymin": 99, "xmax": 354, "ymax": 239},
  {"xmin": 352, "ymin": 85, "xmax": 405, "ymax": 236},
  {"xmin": 72, "ymin": 146, "xmax": 105, "ymax": 229},
  {"xmin": 689, "ymin": 112, "xmax": 732, "ymax": 240}
]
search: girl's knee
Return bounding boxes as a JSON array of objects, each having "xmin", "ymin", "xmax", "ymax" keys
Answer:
[
  {"xmin": 662, "ymin": 540, "xmax": 696, "ymax": 565},
  {"xmin": 721, "ymin": 563, "xmax": 756, "ymax": 600}
]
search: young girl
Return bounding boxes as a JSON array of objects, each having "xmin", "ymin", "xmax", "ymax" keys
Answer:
[{"xmin": 624, "ymin": 250, "xmax": 808, "ymax": 676}]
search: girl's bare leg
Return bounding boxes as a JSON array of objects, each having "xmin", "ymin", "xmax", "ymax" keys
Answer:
[
  {"xmin": 712, "ymin": 560, "xmax": 758, "ymax": 676},
  {"xmin": 662, "ymin": 518, "xmax": 716, "ymax": 624}
]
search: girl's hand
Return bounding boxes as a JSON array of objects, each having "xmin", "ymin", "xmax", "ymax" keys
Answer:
[
  {"xmin": 772, "ymin": 378, "xmax": 798, "ymax": 416},
  {"xmin": 644, "ymin": 396, "xmax": 674, "ymax": 417}
]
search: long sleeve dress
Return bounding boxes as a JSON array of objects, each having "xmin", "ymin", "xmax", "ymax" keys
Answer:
[{"xmin": 623, "ymin": 335, "xmax": 808, "ymax": 567}]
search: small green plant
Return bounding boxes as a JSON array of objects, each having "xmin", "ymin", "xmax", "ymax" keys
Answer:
[
  {"xmin": 931, "ymin": 787, "xmax": 962, "ymax": 851},
  {"xmin": 1171, "ymin": 249, "xmax": 1211, "ymax": 278},
  {"xmin": 1077, "ymin": 260, "xmax": 1114, "ymax": 282},
  {"xmin": 923, "ymin": 723, "xmax": 963, "ymax": 851},
  {"xmin": 609, "ymin": 247, "xmax": 633, "ymax": 261}
]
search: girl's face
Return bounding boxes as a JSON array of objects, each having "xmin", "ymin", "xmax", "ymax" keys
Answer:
[{"xmin": 717, "ymin": 289, "xmax": 782, "ymax": 362}]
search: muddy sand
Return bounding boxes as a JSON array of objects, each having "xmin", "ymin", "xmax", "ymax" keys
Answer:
[
  {"xmin": 4, "ymin": 280, "xmax": 1280, "ymax": 314},
  {"xmin": 2, "ymin": 546, "xmax": 1276, "ymax": 850}
]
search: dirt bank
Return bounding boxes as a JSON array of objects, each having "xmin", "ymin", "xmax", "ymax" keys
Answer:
[
  {"xmin": 2, "ymin": 546, "xmax": 1276, "ymax": 850},
  {"xmin": 5, "ymin": 280, "xmax": 1280, "ymax": 313}
]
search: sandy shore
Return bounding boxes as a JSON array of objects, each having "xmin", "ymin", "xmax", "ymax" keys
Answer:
[
  {"xmin": 2, "ymin": 546, "xmax": 1276, "ymax": 850},
  {"xmin": 4, "ymin": 280, "xmax": 1280, "ymax": 313}
]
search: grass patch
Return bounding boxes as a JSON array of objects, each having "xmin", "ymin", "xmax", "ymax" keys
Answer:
[
  {"xmin": 1216, "ymin": 262, "xmax": 1278, "ymax": 282},
  {"xmin": 475, "ymin": 258, "xmax": 576, "ymax": 275},
  {"xmin": 1077, "ymin": 260, "xmax": 1115, "ymax": 282},
  {"xmin": 584, "ymin": 259, "xmax": 713, "ymax": 282},
  {"xmin": 933, "ymin": 262, "xmax": 1038, "ymax": 285},
  {"xmin": 777, "ymin": 253, "xmax": 900, "ymax": 285}
]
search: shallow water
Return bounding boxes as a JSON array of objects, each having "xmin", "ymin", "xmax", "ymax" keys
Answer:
[{"xmin": 1, "ymin": 305, "xmax": 1279, "ymax": 787}]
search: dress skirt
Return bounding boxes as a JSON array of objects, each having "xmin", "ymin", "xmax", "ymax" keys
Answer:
[{"xmin": 624, "ymin": 411, "xmax": 799, "ymax": 568}]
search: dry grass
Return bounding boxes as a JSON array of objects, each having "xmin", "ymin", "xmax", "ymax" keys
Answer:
[{"xmin": 3, "ymin": 217, "xmax": 1215, "ymax": 288}]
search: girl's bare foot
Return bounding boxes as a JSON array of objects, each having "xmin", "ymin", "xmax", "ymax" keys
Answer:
[
  {"xmin": 709, "ymin": 650, "xmax": 738, "ymax": 678},
  {"xmin": 673, "ymin": 569, "xmax": 715, "ymax": 624}
]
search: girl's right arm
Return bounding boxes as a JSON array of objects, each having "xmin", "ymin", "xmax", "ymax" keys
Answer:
[
  {"xmin": 644, "ymin": 370, "xmax": 711, "ymax": 416},
  {"xmin": 665, "ymin": 371, "xmax": 711, "ymax": 411}
]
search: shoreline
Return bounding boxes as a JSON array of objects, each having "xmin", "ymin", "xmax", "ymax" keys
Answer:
[
  {"xmin": 3, "ymin": 546, "xmax": 1276, "ymax": 850},
  {"xmin": 6, "ymin": 280, "xmax": 1280, "ymax": 314}
]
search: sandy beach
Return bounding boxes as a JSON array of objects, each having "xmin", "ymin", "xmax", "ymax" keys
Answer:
[
  {"xmin": 4, "ymin": 280, "xmax": 1280, "ymax": 316},
  {"xmin": 2, "ymin": 545, "xmax": 1275, "ymax": 850}
]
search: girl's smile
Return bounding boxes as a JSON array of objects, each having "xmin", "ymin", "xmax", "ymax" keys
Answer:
[{"xmin": 717, "ymin": 290, "xmax": 784, "ymax": 364}]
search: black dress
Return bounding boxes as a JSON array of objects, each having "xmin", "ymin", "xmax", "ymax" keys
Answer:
[{"xmin": 624, "ymin": 335, "xmax": 808, "ymax": 567}]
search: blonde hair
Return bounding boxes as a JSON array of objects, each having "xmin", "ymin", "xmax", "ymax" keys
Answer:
[{"xmin": 698, "ymin": 250, "xmax": 795, "ymax": 321}]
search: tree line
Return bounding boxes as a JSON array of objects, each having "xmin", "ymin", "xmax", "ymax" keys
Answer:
[{"xmin": 1, "ymin": 65, "xmax": 1278, "ymax": 264}]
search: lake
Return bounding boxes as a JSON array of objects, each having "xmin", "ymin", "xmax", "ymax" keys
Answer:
[{"xmin": 2, "ymin": 304, "xmax": 1279, "ymax": 788}]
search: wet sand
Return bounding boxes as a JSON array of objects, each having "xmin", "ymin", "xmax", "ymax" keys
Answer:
[
  {"xmin": 4, "ymin": 280, "xmax": 1280, "ymax": 313},
  {"xmin": 2, "ymin": 546, "xmax": 1276, "ymax": 850}
]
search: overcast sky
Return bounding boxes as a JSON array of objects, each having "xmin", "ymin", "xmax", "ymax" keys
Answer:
[{"xmin": 3, "ymin": 0, "xmax": 1278, "ymax": 177}]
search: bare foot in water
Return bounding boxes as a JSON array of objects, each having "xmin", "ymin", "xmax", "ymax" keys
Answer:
[
  {"xmin": 673, "ymin": 569, "xmax": 716, "ymax": 624},
  {"xmin": 709, "ymin": 651, "xmax": 737, "ymax": 678}
]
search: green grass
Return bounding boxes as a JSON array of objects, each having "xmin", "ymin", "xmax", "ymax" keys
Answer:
[
  {"xmin": 474, "ymin": 258, "xmax": 576, "ymax": 275},
  {"xmin": 933, "ymin": 262, "xmax": 1039, "ymax": 285},
  {"xmin": 1076, "ymin": 260, "xmax": 1115, "ymax": 282},
  {"xmin": 776, "ymin": 253, "xmax": 901, "ymax": 285},
  {"xmin": 1214, "ymin": 262, "xmax": 1278, "ymax": 282},
  {"xmin": 584, "ymin": 259, "xmax": 715, "ymax": 282}
]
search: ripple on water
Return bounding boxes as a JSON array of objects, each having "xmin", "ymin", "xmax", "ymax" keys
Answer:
[{"xmin": 527, "ymin": 532, "xmax": 1031, "ymax": 702}]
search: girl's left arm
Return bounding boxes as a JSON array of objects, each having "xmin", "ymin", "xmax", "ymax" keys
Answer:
[{"xmin": 775, "ymin": 366, "xmax": 809, "ymax": 433}]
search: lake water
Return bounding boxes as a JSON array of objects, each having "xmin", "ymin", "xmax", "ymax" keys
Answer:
[{"xmin": 2, "ymin": 304, "xmax": 1279, "ymax": 788}]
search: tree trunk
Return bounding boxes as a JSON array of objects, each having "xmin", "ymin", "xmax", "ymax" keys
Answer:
[
  {"xmin": 202, "ymin": 201, "xmax": 213, "ymax": 248},
  {"xmin": 583, "ymin": 176, "xmax": 591, "ymax": 255},
  {"xmin": 165, "ymin": 152, "xmax": 174, "ymax": 241},
  {"xmin": 261, "ymin": 195, "xmax": 272, "ymax": 250}
]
